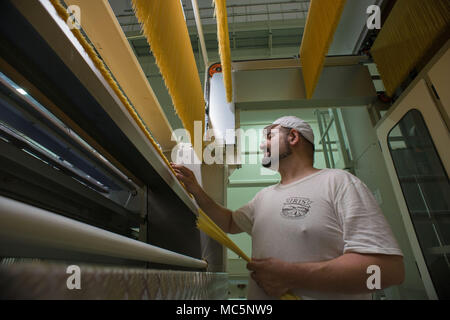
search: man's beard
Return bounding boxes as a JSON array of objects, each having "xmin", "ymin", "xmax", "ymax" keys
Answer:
[{"xmin": 262, "ymin": 139, "xmax": 292, "ymax": 169}]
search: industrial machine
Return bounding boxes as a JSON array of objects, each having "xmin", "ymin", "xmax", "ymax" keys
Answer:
[
  {"xmin": 0, "ymin": 0, "xmax": 227, "ymax": 299},
  {"xmin": 377, "ymin": 42, "xmax": 450, "ymax": 299},
  {"xmin": 0, "ymin": 0, "xmax": 448, "ymax": 300}
]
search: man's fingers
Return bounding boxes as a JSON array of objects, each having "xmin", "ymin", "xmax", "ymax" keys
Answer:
[
  {"xmin": 170, "ymin": 163, "xmax": 184, "ymax": 170},
  {"xmin": 170, "ymin": 162, "xmax": 185, "ymax": 170},
  {"xmin": 172, "ymin": 167, "xmax": 187, "ymax": 176},
  {"xmin": 170, "ymin": 163, "xmax": 195, "ymax": 178},
  {"xmin": 178, "ymin": 166, "xmax": 193, "ymax": 176},
  {"xmin": 171, "ymin": 164, "xmax": 190, "ymax": 175},
  {"xmin": 172, "ymin": 169, "xmax": 183, "ymax": 176},
  {"xmin": 172, "ymin": 169, "xmax": 186, "ymax": 180}
]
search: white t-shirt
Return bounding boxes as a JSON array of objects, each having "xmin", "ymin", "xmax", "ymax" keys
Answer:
[{"xmin": 232, "ymin": 169, "xmax": 403, "ymax": 300}]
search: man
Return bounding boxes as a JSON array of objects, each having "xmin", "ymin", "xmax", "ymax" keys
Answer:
[{"xmin": 171, "ymin": 116, "xmax": 404, "ymax": 300}]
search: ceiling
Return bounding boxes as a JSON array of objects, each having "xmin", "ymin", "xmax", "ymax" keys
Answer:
[
  {"xmin": 109, "ymin": 0, "xmax": 310, "ymax": 29},
  {"xmin": 105, "ymin": 0, "xmax": 382, "ymax": 130},
  {"xmin": 107, "ymin": 0, "xmax": 383, "ymax": 65},
  {"xmin": 108, "ymin": 0, "xmax": 310, "ymax": 62}
]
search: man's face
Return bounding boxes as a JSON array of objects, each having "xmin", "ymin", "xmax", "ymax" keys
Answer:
[{"xmin": 260, "ymin": 125, "xmax": 292, "ymax": 169}]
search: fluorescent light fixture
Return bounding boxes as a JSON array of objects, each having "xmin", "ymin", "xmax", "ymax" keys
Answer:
[{"xmin": 16, "ymin": 88, "xmax": 27, "ymax": 95}]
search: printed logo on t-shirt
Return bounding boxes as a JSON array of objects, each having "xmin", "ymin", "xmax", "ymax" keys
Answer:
[{"xmin": 280, "ymin": 197, "xmax": 312, "ymax": 219}]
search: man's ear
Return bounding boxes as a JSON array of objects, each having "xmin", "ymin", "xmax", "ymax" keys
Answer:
[{"xmin": 289, "ymin": 130, "xmax": 301, "ymax": 145}]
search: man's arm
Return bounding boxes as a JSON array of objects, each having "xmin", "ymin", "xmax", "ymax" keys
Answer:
[
  {"xmin": 171, "ymin": 163, "xmax": 242, "ymax": 234},
  {"xmin": 247, "ymin": 253, "xmax": 405, "ymax": 298}
]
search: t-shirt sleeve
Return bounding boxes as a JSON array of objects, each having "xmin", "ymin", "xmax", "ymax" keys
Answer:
[
  {"xmin": 335, "ymin": 180, "xmax": 403, "ymax": 256},
  {"xmin": 231, "ymin": 192, "xmax": 260, "ymax": 235}
]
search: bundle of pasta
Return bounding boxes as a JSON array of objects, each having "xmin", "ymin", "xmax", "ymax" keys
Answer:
[
  {"xmin": 132, "ymin": 0, "xmax": 205, "ymax": 157},
  {"xmin": 299, "ymin": 0, "xmax": 346, "ymax": 99},
  {"xmin": 371, "ymin": 0, "xmax": 450, "ymax": 96}
]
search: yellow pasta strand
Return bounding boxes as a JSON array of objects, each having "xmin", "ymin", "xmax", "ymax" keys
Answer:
[
  {"xmin": 132, "ymin": 0, "xmax": 205, "ymax": 157},
  {"xmin": 299, "ymin": 0, "xmax": 346, "ymax": 99},
  {"xmin": 214, "ymin": 0, "xmax": 233, "ymax": 103},
  {"xmin": 48, "ymin": 0, "xmax": 177, "ymax": 177}
]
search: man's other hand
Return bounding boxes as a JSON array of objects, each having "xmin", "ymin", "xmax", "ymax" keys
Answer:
[{"xmin": 247, "ymin": 258, "xmax": 291, "ymax": 298}]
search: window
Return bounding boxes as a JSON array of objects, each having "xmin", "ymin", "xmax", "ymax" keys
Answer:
[{"xmin": 388, "ymin": 109, "xmax": 450, "ymax": 299}]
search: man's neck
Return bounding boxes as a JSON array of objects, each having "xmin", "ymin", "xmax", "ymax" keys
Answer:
[{"xmin": 278, "ymin": 156, "xmax": 320, "ymax": 185}]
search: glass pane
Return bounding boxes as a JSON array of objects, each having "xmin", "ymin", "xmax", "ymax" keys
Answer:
[{"xmin": 388, "ymin": 109, "xmax": 450, "ymax": 299}]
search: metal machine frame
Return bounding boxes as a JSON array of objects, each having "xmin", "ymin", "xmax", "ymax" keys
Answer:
[{"xmin": 376, "ymin": 41, "xmax": 450, "ymax": 300}]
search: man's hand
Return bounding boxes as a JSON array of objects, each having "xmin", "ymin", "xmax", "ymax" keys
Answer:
[
  {"xmin": 170, "ymin": 163, "xmax": 201, "ymax": 195},
  {"xmin": 247, "ymin": 253, "xmax": 405, "ymax": 296},
  {"xmin": 170, "ymin": 163, "xmax": 238, "ymax": 233},
  {"xmin": 247, "ymin": 258, "xmax": 291, "ymax": 298}
]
